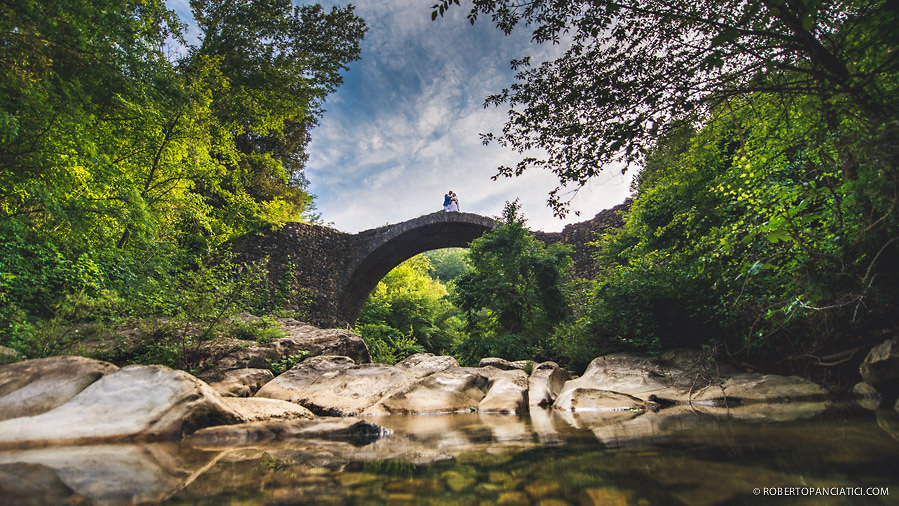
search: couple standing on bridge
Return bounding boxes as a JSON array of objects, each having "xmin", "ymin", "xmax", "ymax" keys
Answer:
[{"xmin": 443, "ymin": 191, "xmax": 460, "ymax": 212}]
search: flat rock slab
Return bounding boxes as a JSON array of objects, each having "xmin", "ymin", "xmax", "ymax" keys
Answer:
[
  {"xmin": 693, "ymin": 373, "xmax": 828, "ymax": 403},
  {"xmin": 0, "ymin": 356, "xmax": 119, "ymax": 421},
  {"xmin": 0, "ymin": 365, "xmax": 243, "ymax": 448},
  {"xmin": 221, "ymin": 397, "xmax": 314, "ymax": 422}
]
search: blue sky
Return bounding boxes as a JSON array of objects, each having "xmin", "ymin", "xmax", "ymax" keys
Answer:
[{"xmin": 166, "ymin": 0, "xmax": 632, "ymax": 233}]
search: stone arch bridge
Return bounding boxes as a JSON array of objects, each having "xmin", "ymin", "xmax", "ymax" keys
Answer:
[{"xmin": 233, "ymin": 203, "xmax": 628, "ymax": 328}]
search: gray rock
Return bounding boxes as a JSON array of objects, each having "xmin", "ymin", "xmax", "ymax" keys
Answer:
[
  {"xmin": 478, "ymin": 357, "xmax": 530, "ymax": 371},
  {"xmin": 860, "ymin": 337, "xmax": 899, "ymax": 398},
  {"xmin": 0, "ymin": 356, "xmax": 119, "ymax": 421},
  {"xmin": 221, "ymin": 397, "xmax": 314, "ymax": 422},
  {"xmin": 553, "ymin": 353, "xmax": 693, "ymax": 411},
  {"xmin": 853, "ymin": 382, "xmax": 881, "ymax": 410},
  {"xmin": 693, "ymin": 373, "xmax": 828, "ymax": 404},
  {"xmin": 256, "ymin": 353, "xmax": 527, "ymax": 416},
  {"xmin": 209, "ymin": 368, "xmax": 274, "ymax": 397},
  {"xmin": 478, "ymin": 367, "xmax": 529, "ymax": 414},
  {"xmin": 553, "ymin": 352, "xmax": 829, "ymax": 411},
  {"xmin": 256, "ymin": 353, "xmax": 465, "ymax": 415},
  {"xmin": 195, "ymin": 317, "xmax": 371, "ymax": 382},
  {"xmin": 375, "ymin": 366, "xmax": 490, "ymax": 415},
  {"xmin": 0, "ymin": 365, "xmax": 242, "ymax": 448},
  {"xmin": 528, "ymin": 361, "xmax": 570, "ymax": 408},
  {"xmin": 557, "ymin": 388, "xmax": 648, "ymax": 412}
]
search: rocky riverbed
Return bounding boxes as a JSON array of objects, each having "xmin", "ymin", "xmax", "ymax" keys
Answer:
[{"xmin": 1, "ymin": 322, "xmax": 898, "ymax": 504}]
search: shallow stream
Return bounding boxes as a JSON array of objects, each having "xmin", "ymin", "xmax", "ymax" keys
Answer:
[{"xmin": 2, "ymin": 404, "xmax": 898, "ymax": 505}]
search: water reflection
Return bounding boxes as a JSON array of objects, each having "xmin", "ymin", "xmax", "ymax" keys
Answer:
[{"xmin": 1, "ymin": 406, "xmax": 897, "ymax": 505}]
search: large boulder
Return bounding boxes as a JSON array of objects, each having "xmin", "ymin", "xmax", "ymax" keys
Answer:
[
  {"xmin": 195, "ymin": 317, "xmax": 371, "ymax": 382},
  {"xmin": 0, "ymin": 365, "xmax": 243, "ymax": 448},
  {"xmin": 0, "ymin": 356, "xmax": 119, "ymax": 421},
  {"xmin": 255, "ymin": 355, "xmax": 391, "ymax": 415},
  {"xmin": 478, "ymin": 367, "xmax": 529, "ymax": 414},
  {"xmin": 209, "ymin": 368, "xmax": 274, "ymax": 397},
  {"xmin": 257, "ymin": 353, "xmax": 529, "ymax": 415},
  {"xmin": 860, "ymin": 337, "xmax": 899, "ymax": 400},
  {"xmin": 375, "ymin": 366, "xmax": 490, "ymax": 415},
  {"xmin": 256, "ymin": 354, "xmax": 465, "ymax": 415},
  {"xmin": 552, "ymin": 352, "xmax": 829, "ymax": 411},
  {"xmin": 553, "ymin": 354, "xmax": 694, "ymax": 411},
  {"xmin": 693, "ymin": 373, "xmax": 829, "ymax": 404},
  {"xmin": 528, "ymin": 361, "xmax": 570, "ymax": 408}
]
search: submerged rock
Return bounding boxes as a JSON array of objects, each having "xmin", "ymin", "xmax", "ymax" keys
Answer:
[
  {"xmin": 0, "ymin": 356, "xmax": 119, "ymax": 421},
  {"xmin": 0, "ymin": 365, "xmax": 243, "ymax": 448}
]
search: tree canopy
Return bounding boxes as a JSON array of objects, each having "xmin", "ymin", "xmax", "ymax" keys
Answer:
[
  {"xmin": 0, "ymin": 0, "xmax": 366, "ymax": 354},
  {"xmin": 434, "ymin": 0, "xmax": 898, "ymax": 215}
]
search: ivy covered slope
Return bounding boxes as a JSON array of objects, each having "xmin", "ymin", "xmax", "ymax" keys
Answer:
[{"xmin": 0, "ymin": 0, "xmax": 366, "ymax": 357}]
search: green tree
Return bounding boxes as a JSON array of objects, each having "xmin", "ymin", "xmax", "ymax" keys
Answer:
[
  {"xmin": 0, "ymin": 0, "xmax": 367, "ymax": 357},
  {"xmin": 356, "ymin": 256, "xmax": 463, "ymax": 363},
  {"xmin": 422, "ymin": 248, "xmax": 470, "ymax": 282},
  {"xmin": 190, "ymin": 0, "xmax": 366, "ymax": 227},
  {"xmin": 452, "ymin": 200, "xmax": 572, "ymax": 364},
  {"xmin": 434, "ymin": 0, "xmax": 898, "ymax": 215}
]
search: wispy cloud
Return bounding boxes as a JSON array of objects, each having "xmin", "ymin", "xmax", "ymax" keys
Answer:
[
  {"xmin": 307, "ymin": 0, "xmax": 632, "ymax": 233},
  {"xmin": 163, "ymin": 0, "xmax": 630, "ymax": 233}
]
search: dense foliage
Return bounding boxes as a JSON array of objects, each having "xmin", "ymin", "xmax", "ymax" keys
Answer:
[
  {"xmin": 355, "ymin": 255, "xmax": 464, "ymax": 364},
  {"xmin": 452, "ymin": 201, "xmax": 572, "ymax": 364},
  {"xmin": 435, "ymin": 0, "xmax": 897, "ymax": 216},
  {"xmin": 428, "ymin": 0, "xmax": 898, "ymax": 378},
  {"xmin": 0, "ymin": 0, "xmax": 365, "ymax": 357}
]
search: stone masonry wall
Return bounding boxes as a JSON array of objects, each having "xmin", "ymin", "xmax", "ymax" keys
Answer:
[{"xmin": 233, "ymin": 201, "xmax": 631, "ymax": 328}]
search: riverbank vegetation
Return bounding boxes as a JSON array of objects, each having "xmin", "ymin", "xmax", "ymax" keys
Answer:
[
  {"xmin": 3, "ymin": 0, "xmax": 897, "ymax": 387},
  {"xmin": 0, "ymin": 0, "xmax": 365, "ymax": 360},
  {"xmin": 415, "ymin": 0, "xmax": 898, "ymax": 382}
]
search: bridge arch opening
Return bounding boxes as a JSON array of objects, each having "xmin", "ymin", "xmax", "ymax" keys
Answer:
[{"xmin": 336, "ymin": 213, "xmax": 494, "ymax": 325}]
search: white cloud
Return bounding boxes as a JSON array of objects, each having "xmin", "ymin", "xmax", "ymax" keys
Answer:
[{"xmin": 306, "ymin": 0, "xmax": 632, "ymax": 233}]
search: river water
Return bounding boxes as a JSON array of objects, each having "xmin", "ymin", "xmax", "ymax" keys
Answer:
[{"xmin": 2, "ymin": 404, "xmax": 897, "ymax": 505}]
